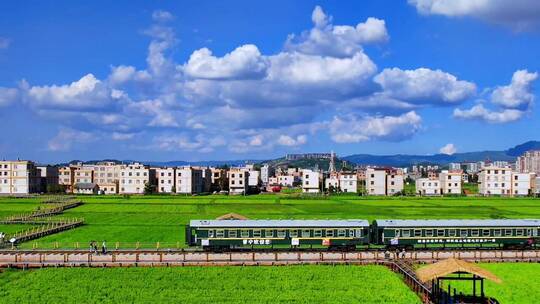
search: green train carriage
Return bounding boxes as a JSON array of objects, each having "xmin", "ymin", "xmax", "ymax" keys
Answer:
[
  {"xmin": 186, "ymin": 219, "xmax": 370, "ymax": 250},
  {"xmin": 372, "ymin": 219, "xmax": 540, "ymax": 249}
]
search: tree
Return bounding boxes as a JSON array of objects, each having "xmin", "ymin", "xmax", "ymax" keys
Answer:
[
  {"xmin": 171, "ymin": 186, "xmax": 176, "ymax": 194},
  {"xmin": 144, "ymin": 182, "xmax": 155, "ymax": 195},
  {"xmin": 47, "ymin": 184, "xmax": 67, "ymax": 194}
]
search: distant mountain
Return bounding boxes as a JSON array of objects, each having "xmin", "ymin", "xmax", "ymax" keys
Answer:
[{"xmin": 342, "ymin": 141, "xmax": 540, "ymax": 167}]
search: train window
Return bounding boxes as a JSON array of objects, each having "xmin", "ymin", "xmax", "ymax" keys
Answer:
[
  {"xmin": 229, "ymin": 230, "xmax": 237, "ymax": 238},
  {"xmin": 414, "ymin": 230, "xmax": 422, "ymax": 237},
  {"xmin": 448, "ymin": 229, "xmax": 456, "ymax": 237},
  {"xmin": 394, "ymin": 230, "xmax": 400, "ymax": 237},
  {"xmin": 265, "ymin": 230, "xmax": 274, "ymax": 237},
  {"xmin": 402, "ymin": 230, "xmax": 410, "ymax": 237},
  {"xmin": 290, "ymin": 230, "xmax": 298, "ymax": 237},
  {"xmin": 208, "ymin": 230, "xmax": 214, "ymax": 238},
  {"xmin": 277, "ymin": 230, "xmax": 286, "ymax": 238},
  {"xmin": 241, "ymin": 230, "xmax": 249, "ymax": 238},
  {"xmin": 314, "ymin": 230, "xmax": 322, "ymax": 237},
  {"xmin": 302, "ymin": 230, "xmax": 311, "ymax": 237},
  {"xmin": 253, "ymin": 230, "xmax": 262, "ymax": 237},
  {"xmin": 216, "ymin": 229, "xmax": 224, "ymax": 238},
  {"xmin": 425, "ymin": 230, "xmax": 434, "ymax": 237},
  {"xmin": 504, "ymin": 229, "xmax": 513, "ymax": 236},
  {"xmin": 355, "ymin": 229, "xmax": 362, "ymax": 237},
  {"xmin": 516, "ymin": 229, "xmax": 524, "ymax": 236},
  {"xmin": 482, "ymin": 229, "xmax": 490, "ymax": 236},
  {"xmin": 337, "ymin": 229, "xmax": 346, "ymax": 237},
  {"xmin": 533, "ymin": 229, "xmax": 538, "ymax": 237},
  {"xmin": 460, "ymin": 230, "xmax": 468, "ymax": 237},
  {"xmin": 349, "ymin": 230, "xmax": 355, "ymax": 237},
  {"xmin": 437, "ymin": 230, "xmax": 445, "ymax": 237},
  {"xmin": 326, "ymin": 230, "xmax": 335, "ymax": 237},
  {"xmin": 527, "ymin": 229, "xmax": 533, "ymax": 236},
  {"xmin": 493, "ymin": 229, "xmax": 501, "ymax": 237},
  {"xmin": 471, "ymin": 229, "xmax": 479, "ymax": 237}
]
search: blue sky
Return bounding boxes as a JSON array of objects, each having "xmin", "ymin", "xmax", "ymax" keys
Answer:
[{"xmin": 0, "ymin": 0, "xmax": 539, "ymax": 163}]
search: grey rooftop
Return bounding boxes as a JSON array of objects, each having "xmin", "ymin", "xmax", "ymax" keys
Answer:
[
  {"xmin": 375, "ymin": 219, "xmax": 540, "ymax": 227},
  {"xmin": 190, "ymin": 219, "xmax": 369, "ymax": 228}
]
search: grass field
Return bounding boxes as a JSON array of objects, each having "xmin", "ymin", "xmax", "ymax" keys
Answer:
[
  {"xmin": 439, "ymin": 263, "xmax": 540, "ymax": 304},
  {"xmin": 1, "ymin": 195, "xmax": 540, "ymax": 248},
  {"xmin": 0, "ymin": 265, "xmax": 421, "ymax": 304}
]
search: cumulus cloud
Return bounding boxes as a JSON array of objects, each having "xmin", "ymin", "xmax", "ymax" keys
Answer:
[
  {"xmin": 184, "ymin": 45, "xmax": 268, "ymax": 80},
  {"xmin": 112, "ymin": 132, "xmax": 135, "ymax": 141},
  {"xmin": 453, "ymin": 104, "xmax": 525, "ymax": 123},
  {"xmin": 0, "ymin": 37, "xmax": 10, "ymax": 49},
  {"xmin": 408, "ymin": 0, "xmax": 540, "ymax": 30},
  {"xmin": 329, "ymin": 111, "xmax": 422, "ymax": 143},
  {"xmin": 491, "ymin": 70, "xmax": 538, "ymax": 109},
  {"xmin": 277, "ymin": 134, "xmax": 308, "ymax": 146},
  {"xmin": 152, "ymin": 10, "xmax": 174, "ymax": 22},
  {"xmin": 374, "ymin": 68, "xmax": 476, "ymax": 105},
  {"xmin": 285, "ymin": 6, "xmax": 389, "ymax": 57},
  {"xmin": 48, "ymin": 128, "xmax": 97, "ymax": 151},
  {"xmin": 0, "ymin": 87, "xmax": 18, "ymax": 107},
  {"xmin": 439, "ymin": 143, "xmax": 457, "ymax": 155}
]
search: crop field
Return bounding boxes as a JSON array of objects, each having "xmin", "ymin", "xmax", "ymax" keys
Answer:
[
  {"xmin": 440, "ymin": 263, "xmax": 540, "ymax": 304},
  {"xmin": 0, "ymin": 265, "xmax": 420, "ymax": 303},
  {"xmin": 0, "ymin": 195, "xmax": 540, "ymax": 247}
]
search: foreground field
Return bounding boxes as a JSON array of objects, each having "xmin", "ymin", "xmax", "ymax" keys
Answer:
[
  {"xmin": 1, "ymin": 195, "xmax": 540, "ymax": 247},
  {"xmin": 442, "ymin": 263, "xmax": 540, "ymax": 304},
  {"xmin": 0, "ymin": 265, "xmax": 420, "ymax": 303}
]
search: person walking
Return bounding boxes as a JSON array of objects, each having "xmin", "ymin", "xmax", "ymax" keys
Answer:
[
  {"xmin": 101, "ymin": 240, "xmax": 107, "ymax": 254},
  {"xmin": 401, "ymin": 248, "xmax": 406, "ymax": 259}
]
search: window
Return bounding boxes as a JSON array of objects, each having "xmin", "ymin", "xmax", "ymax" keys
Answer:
[
  {"xmin": 265, "ymin": 230, "xmax": 274, "ymax": 237},
  {"xmin": 302, "ymin": 229, "xmax": 311, "ymax": 237},
  {"xmin": 448, "ymin": 229, "xmax": 456, "ymax": 237},
  {"xmin": 337, "ymin": 229, "xmax": 346, "ymax": 237},
  {"xmin": 228, "ymin": 230, "xmax": 237, "ymax": 238},
  {"xmin": 527, "ymin": 229, "xmax": 533, "ymax": 236},
  {"xmin": 241, "ymin": 230, "xmax": 249, "ymax": 238},
  {"xmin": 216, "ymin": 230, "xmax": 225, "ymax": 238},
  {"xmin": 326, "ymin": 229, "xmax": 335, "ymax": 237},
  {"xmin": 504, "ymin": 229, "xmax": 513, "ymax": 236},
  {"xmin": 414, "ymin": 230, "xmax": 422, "ymax": 237},
  {"xmin": 402, "ymin": 229, "xmax": 411, "ymax": 237},
  {"xmin": 482, "ymin": 229, "xmax": 490, "ymax": 236},
  {"xmin": 355, "ymin": 229, "xmax": 362, "ymax": 238},
  {"xmin": 460, "ymin": 229, "xmax": 468, "ymax": 237},
  {"xmin": 208, "ymin": 230, "xmax": 214, "ymax": 238},
  {"xmin": 437, "ymin": 229, "xmax": 445, "ymax": 237},
  {"xmin": 253, "ymin": 229, "xmax": 262, "ymax": 237},
  {"xmin": 471, "ymin": 229, "xmax": 479, "ymax": 237},
  {"xmin": 494, "ymin": 229, "xmax": 502, "ymax": 237},
  {"xmin": 289, "ymin": 230, "xmax": 298, "ymax": 238},
  {"xmin": 426, "ymin": 230, "xmax": 434, "ymax": 237},
  {"xmin": 314, "ymin": 229, "xmax": 322, "ymax": 237},
  {"xmin": 516, "ymin": 229, "xmax": 524, "ymax": 236},
  {"xmin": 277, "ymin": 230, "xmax": 286, "ymax": 238},
  {"xmin": 394, "ymin": 230, "xmax": 400, "ymax": 237}
]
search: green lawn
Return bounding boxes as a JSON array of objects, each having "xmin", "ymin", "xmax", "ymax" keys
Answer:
[
  {"xmin": 440, "ymin": 263, "xmax": 540, "ymax": 304},
  {"xmin": 0, "ymin": 265, "xmax": 421, "ymax": 304},
  {"xmin": 0, "ymin": 195, "xmax": 539, "ymax": 248}
]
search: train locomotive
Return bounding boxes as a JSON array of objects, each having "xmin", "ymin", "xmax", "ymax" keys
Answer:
[{"xmin": 186, "ymin": 219, "xmax": 540, "ymax": 251}]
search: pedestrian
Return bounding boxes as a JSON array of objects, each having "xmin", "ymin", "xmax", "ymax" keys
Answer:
[
  {"xmin": 89, "ymin": 241, "xmax": 94, "ymax": 253},
  {"xmin": 401, "ymin": 248, "xmax": 406, "ymax": 259},
  {"xmin": 93, "ymin": 242, "xmax": 98, "ymax": 254},
  {"xmin": 101, "ymin": 240, "xmax": 107, "ymax": 254},
  {"xmin": 395, "ymin": 248, "xmax": 400, "ymax": 259},
  {"xmin": 384, "ymin": 250, "xmax": 390, "ymax": 260}
]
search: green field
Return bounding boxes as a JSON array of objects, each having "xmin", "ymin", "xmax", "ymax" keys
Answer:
[
  {"xmin": 440, "ymin": 263, "xmax": 540, "ymax": 304},
  {"xmin": 0, "ymin": 265, "xmax": 420, "ymax": 304},
  {"xmin": 1, "ymin": 195, "xmax": 540, "ymax": 248}
]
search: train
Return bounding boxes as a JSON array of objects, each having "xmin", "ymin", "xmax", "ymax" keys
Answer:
[{"xmin": 186, "ymin": 219, "xmax": 540, "ymax": 250}]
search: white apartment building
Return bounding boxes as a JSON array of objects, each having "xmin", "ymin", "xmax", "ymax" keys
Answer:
[
  {"xmin": 74, "ymin": 166, "xmax": 94, "ymax": 184},
  {"xmin": 260, "ymin": 165, "xmax": 274, "ymax": 185},
  {"xmin": 248, "ymin": 169, "xmax": 260, "ymax": 187},
  {"xmin": 439, "ymin": 170, "xmax": 462, "ymax": 195},
  {"xmin": 277, "ymin": 175, "xmax": 295, "ymax": 187},
  {"xmin": 228, "ymin": 168, "xmax": 249, "ymax": 194},
  {"xmin": 93, "ymin": 162, "xmax": 120, "ymax": 194},
  {"xmin": 386, "ymin": 170, "xmax": 404, "ymax": 195},
  {"xmin": 516, "ymin": 150, "xmax": 540, "ymax": 175},
  {"xmin": 366, "ymin": 168, "xmax": 386, "ymax": 195},
  {"xmin": 416, "ymin": 178, "xmax": 440, "ymax": 196},
  {"xmin": 478, "ymin": 166, "xmax": 512, "ymax": 196},
  {"xmin": 535, "ymin": 177, "xmax": 540, "ymax": 196},
  {"xmin": 325, "ymin": 173, "xmax": 339, "ymax": 191},
  {"xmin": 59, "ymin": 166, "xmax": 75, "ymax": 192},
  {"xmin": 120, "ymin": 163, "xmax": 155, "ymax": 194},
  {"xmin": 449, "ymin": 163, "xmax": 461, "ymax": 171},
  {"xmin": 176, "ymin": 167, "xmax": 204, "ymax": 194},
  {"xmin": 339, "ymin": 172, "xmax": 358, "ymax": 193},
  {"xmin": 302, "ymin": 169, "xmax": 320, "ymax": 193},
  {"xmin": 511, "ymin": 173, "xmax": 534, "ymax": 196},
  {"xmin": 156, "ymin": 167, "xmax": 175, "ymax": 193},
  {"xmin": 0, "ymin": 160, "xmax": 41, "ymax": 195}
]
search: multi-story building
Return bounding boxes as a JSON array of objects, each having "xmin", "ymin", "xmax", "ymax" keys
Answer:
[
  {"xmin": 120, "ymin": 162, "xmax": 155, "ymax": 194},
  {"xmin": 93, "ymin": 162, "xmax": 120, "ymax": 194},
  {"xmin": 210, "ymin": 168, "xmax": 228, "ymax": 192},
  {"xmin": 277, "ymin": 175, "xmax": 295, "ymax": 187},
  {"xmin": 449, "ymin": 163, "xmax": 461, "ymax": 171},
  {"xmin": 516, "ymin": 150, "xmax": 540, "ymax": 175},
  {"xmin": 365, "ymin": 168, "xmax": 387, "ymax": 195},
  {"xmin": 439, "ymin": 170, "xmax": 462, "ymax": 195},
  {"xmin": 74, "ymin": 166, "xmax": 94, "ymax": 184},
  {"xmin": 302, "ymin": 169, "xmax": 320, "ymax": 193},
  {"xmin": 59, "ymin": 165, "xmax": 76, "ymax": 193},
  {"xmin": 228, "ymin": 168, "xmax": 249, "ymax": 194},
  {"xmin": 478, "ymin": 166, "xmax": 512, "ymax": 196},
  {"xmin": 534, "ymin": 177, "xmax": 540, "ymax": 196},
  {"xmin": 324, "ymin": 173, "xmax": 339, "ymax": 191},
  {"xmin": 36, "ymin": 165, "xmax": 59, "ymax": 192},
  {"xmin": 248, "ymin": 169, "xmax": 260, "ymax": 188},
  {"xmin": 176, "ymin": 167, "xmax": 204, "ymax": 194},
  {"xmin": 386, "ymin": 169, "xmax": 404, "ymax": 195},
  {"xmin": 338, "ymin": 171, "xmax": 358, "ymax": 193},
  {"xmin": 416, "ymin": 177, "xmax": 440, "ymax": 196},
  {"xmin": 0, "ymin": 160, "xmax": 41, "ymax": 195},
  {"xmin": 511, "ymin": 172, "xmax": 534, "ymax": 196},
  {"xmin": 156, "ymin": 167, "xmax": 175, "ymax": 193},
  {"xmin": 260, "ymin": 164, "xmax": 274, "ymax": 185}
]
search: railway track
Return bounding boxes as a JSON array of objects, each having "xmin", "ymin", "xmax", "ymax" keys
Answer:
[{"xmin": 0, "ymin": 249, "xmax": 539, "ymax": 268}]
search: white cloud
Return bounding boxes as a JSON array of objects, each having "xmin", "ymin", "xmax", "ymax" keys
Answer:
[
  {"xmin": 453, "ymin": 104, "xmax": 525, "ymax": 123},
  {"xmin": 439, "ymin": 143, "xmax": 457, "ymax": 155},
  {"xmin": 277, "ymin": 134, "xmax": 308, "ymax": 146},
  {"xmin": 491, "ymin": 70, "xmax": 538, "ymax": 109},
  {"xmin": 112, "ymin": 132, "xmax": 135, "ymax": 141},
  {"xmin": 374, "ymin": 68, "xmax": 476, "ymax": 105},
  {"xmin": 184, "ymin": 45, "xmax": 268, "ymax": 80},
  {"xmin": 0, "ymin": 87, "xmax": 18, "ymax": 107},
  {"xmin": 152, "ymin": 10, "xmax": 174, "ymax": 22},
  {"xmin": 329, "ymin": 111, "xmax": 422, "ymax": 143},
  {"xmin": 48, "ymin": 128, "xmax": 97, "ymax": 151},
  {"xmin": 249, "ymin": 135, "xmax": 263, "ymax": 146},
  {"xmin": 408, "ymin": 0, "xmax": 540, "ymax": 30},
  {"xmin": 285, "ymin": 6, "xmax": 389, "ymax": 57},
  {"xmin": 0, "ymin": 37, "xmax": 10, "ymax": 49}
]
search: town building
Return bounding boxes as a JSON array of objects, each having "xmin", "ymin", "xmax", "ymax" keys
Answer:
[
  {"xmin": 277, "ymin": 175, "xmax": 295, "ymax": 187},
  {"xmin": 93, "ymin": 162, "xmax": 120, "ymax": 194},
  {"xmin": 338, "ymin": 171, "xmax": 358, "ymax": 193},
  {"xmin": 511, "ymin": 172, "xmax": 534, "ymax": 196},
  {"xmin": 36, "ymin": 165, "xmax": 59, "ymax": 192},
  {"xmin": 439, "ymin": 170, "xmax": 462, "ymax": 195},
  {"xmin": 74, "ymin": 183, "xmax": 99, "ymax": 194},
  {"xmin": 302, "ymin": 169, "xmax": 320, "ymax": 193},
  {"xmin": 449, "ymin": 163, "xmax": 461, "ymax": 171},
  {"xmin": 365, "ymin": 168, "xmax": 387, "ymax": 195},
  {"xmin": 478, "ymin": 166, "xmax": 512, "ymax": 196},
  {"xmin": 58, "ymin": 165, "xmax": 76, "ymax": 193},
  {"xmin": 386, "ymin": 169, "xmax": 404, "ymax": 195},
  {"xmin": 176, "ymin": 167, "xmax": 204, "ymax": 194},
  {"xmin": 74, "ymin": 166, "xmax": 94, "ymax": 184},
  {"xmin": 324, "ymin": 173, "xmax": 339, "ymax": 191},
  {"xmin": 228, "ymin": 168, "xmax": 249, "ymax": 194},
  {"xmin": 156, "ymin": 167, "xmax": 175, "ymax": 193},
  {"xmin": 260, "ymin": 164, "xmax": 274, "ymax": 185},
  {"xmin": 516, "ymin": 150, "xmax": 540, "ymax": 175},
  {"xmin": 0, "ymin": 160, "xmax": 41, "ymax": 195},
  {"xmin": 248, "ymin": 169, "xmax": 260, "ymax": 188},
  {"xmin": 120, "ymin": 162, "xmax": 155, "ymax": 194},
  {"xmin": 416, "ymin": 177, "xmax": 440, "ymax": 196}
]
